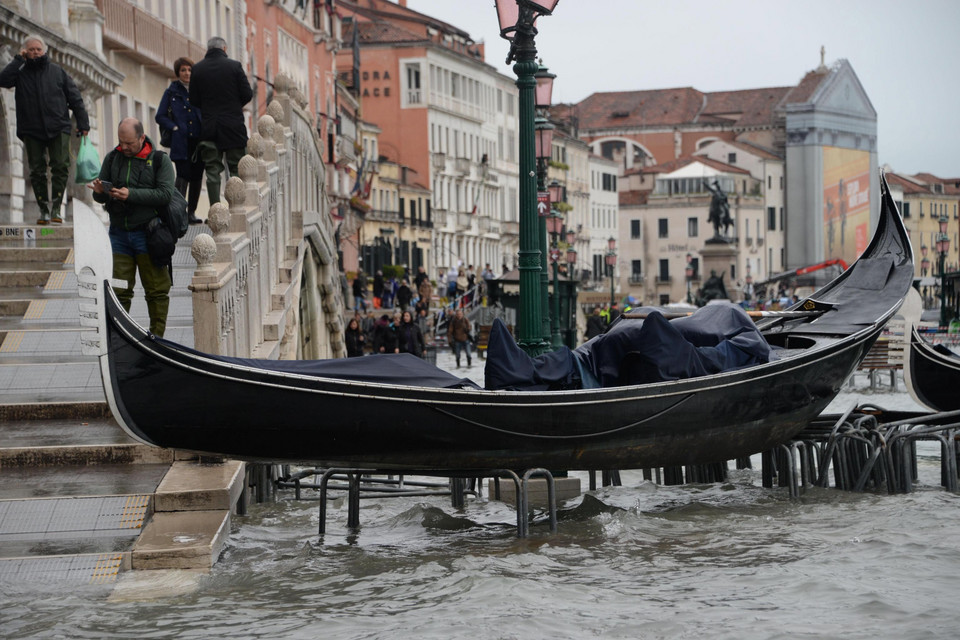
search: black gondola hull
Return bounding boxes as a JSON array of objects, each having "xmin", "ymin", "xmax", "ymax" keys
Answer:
[{"xmin": 907, "ymin": 326, "xmax": 960, "ymax": 412}]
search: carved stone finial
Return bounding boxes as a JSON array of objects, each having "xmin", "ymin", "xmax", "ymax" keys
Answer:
[
  {"xmin": 238, "ymin": 155, "xmax": 258, "ymax": 183},
  {"xmin": 257, "ymin": 114, "xmax": 275, "ymax": 140},
  {"xmin": 191, "ymin": 233, "xmax": 217, "ymax": 276},
  {"xmin": 274, "ymin": 74, "xmax": 292, "ymax": 95},
  {"xmin": 246, "ymin": 132, "xmax": 265, "ymax": 159},
  {"xmin": 266, "ymin": 99, "xmax": 284, "ymax": 123},
  {"xmin": 207, "ymin": 202, "xmax": 231, "ymax": 236},
  {"xmin": 289, "ymin": 87, "xmax": 306, "ymax": 109},
  {"xmin": 224, "ymin": 177, "xmax": 246, "ymax": 208}
]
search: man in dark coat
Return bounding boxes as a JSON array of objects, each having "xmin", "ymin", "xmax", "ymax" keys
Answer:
[
  {"xmin": 188, "ymin": 36, "xmax": 253, "ymax": 206},
  {"xmin": 585, "ymin": 307, "xmax": 606, "ymax": 340},
  {"xmin": 0, "ymin": 35, "xmax": 89, "ymax": 224}
]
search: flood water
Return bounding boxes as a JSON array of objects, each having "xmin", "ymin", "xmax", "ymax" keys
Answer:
[{"xmin": 3, "ymin": 351, "xmax": 959, "ymax": 639}]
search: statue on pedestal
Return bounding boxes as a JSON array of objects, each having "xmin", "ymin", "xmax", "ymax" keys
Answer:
[
  {"xmin": 696, "ymin": 269, "xmax": 729, "ymax": 306},
  {"xmin": 705, "ymin": 180, "xmax": 733, "ymax": 241}
]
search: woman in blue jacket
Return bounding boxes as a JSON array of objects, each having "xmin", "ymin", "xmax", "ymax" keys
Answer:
[{"xmin": 156, "ymin": 57, "xmax": 203, "ymax": 224}]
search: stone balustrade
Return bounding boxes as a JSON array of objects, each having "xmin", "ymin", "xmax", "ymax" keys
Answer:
[{"xmin": 188, "ymin": 74, "xmax": 345, "ymax": 360}]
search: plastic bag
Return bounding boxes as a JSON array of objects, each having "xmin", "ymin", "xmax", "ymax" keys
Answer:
[{"xmin": 74, "ymin": 136, "xmax": 100, "ymax": 184}]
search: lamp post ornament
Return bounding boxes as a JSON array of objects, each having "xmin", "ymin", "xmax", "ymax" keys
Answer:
[{"xmin": 497, "ymin": 0, "xmax": 559, "ymax": 357}]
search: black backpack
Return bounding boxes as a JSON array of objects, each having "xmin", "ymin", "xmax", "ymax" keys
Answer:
[{"xmin": 145, "ymin": 150, "xmax": 189, "ymax": 268}]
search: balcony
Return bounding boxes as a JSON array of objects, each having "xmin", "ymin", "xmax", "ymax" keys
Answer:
[
  {"xmin": 431, "ymin": 152, "xmax": 447, "ymax": 172},
  {"xmin": 97, "ymin": 0, "xmax": 205, "ymax": 70},
  {"xmin": 456, "ymin": 212, "xmax": 474, "ymax": 228},
  {"xmin": 432, "ymin": 208, "xmax": 448, "ymax": 228},
  {"xmin": 455, "ymin": 157, "xmax": 471, "ymax": 175},
  {"xmin": 407, "ymin": 88, "xmax": 422, "ymax": 104},
  {"xmin": 366, "ymin": 209, "xmax": 402, "ymax": 223},
  {"xmin": 629, "ymin": 275, "xmax": 644, "ymax": 285},
  {"xmin": 502, "ymin": 221, "xmax": 519, "ymax": 236},
  {"xmin": 655, "ymin": 275, "xmax": 673, "ymax": 285}
]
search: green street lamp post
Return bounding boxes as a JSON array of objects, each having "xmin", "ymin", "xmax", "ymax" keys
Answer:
[
  {"xmin": 565, "ymin": 230, "xmax": 578, "ymax": 345},
  {"xmin": 937, "ymin": 212, "xmax": 951, "ymax": 328},
  {"xmin": 546, "ymin": 211, "xmax": 563, "ymax": 349},
  {"xmin": 606, "ymin": 236, "xmax": 617, "ymax": 309},
  {"xmin": 496, "ymin": 0, "xmax": 559, "ymax": 357},
  {"xmin": 535, "ymin": 116, "xmax": 555, "ymax": 346}
]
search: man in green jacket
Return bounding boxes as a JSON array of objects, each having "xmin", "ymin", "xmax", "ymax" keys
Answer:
[{"xmin": 90, "ymin": 118, "xmax": 175, "ymax": 336}]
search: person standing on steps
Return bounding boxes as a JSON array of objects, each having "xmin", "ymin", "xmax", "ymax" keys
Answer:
[
  {"xmin": 0, "ymin": 35, "xmax": 89, "ymax": 225},
  {"xmin": 90, "ymin": 118, "xmax": 175, "ymax": 337},
  {"xmin": 156, "ymin": 56, "xmax": 204, "ymax": 224},
  {"xmin": 188, "ymin": 36, "xmax": 252, "ymax": 206}
]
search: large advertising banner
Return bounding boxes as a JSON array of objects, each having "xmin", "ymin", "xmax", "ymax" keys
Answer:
[{"xmin": 823, "ymin": 147, "xmax": 870, "ymax": 264}]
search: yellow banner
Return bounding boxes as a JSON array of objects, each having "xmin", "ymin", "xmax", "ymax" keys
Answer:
[{"xmin": 822, "ymin": 147, "xmax": 870, "ymax": 263}]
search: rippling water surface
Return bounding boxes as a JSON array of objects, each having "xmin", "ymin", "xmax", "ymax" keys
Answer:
[{"xmin": 3, "ymin": 363, "xmax": 959, "ymax": 639}]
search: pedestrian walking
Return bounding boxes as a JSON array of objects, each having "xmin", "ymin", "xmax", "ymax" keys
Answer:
[
  {"xmin": 156, "ymin": 56, "xmax": 204, "ymax": 224},
  {"xmin": 188, "ymin": 36, "xmax": 253, "ymax": 206},
  {"xmin": 0, "ymin": 35, "xmax": 89, "ymax": 224},
  {"xmin": 448, "ymin": 308, "xmax": 472, "ymax": 367},
  {"xmin": 90, "ymin": 118, "xmax": 175, "ymax": 337}
]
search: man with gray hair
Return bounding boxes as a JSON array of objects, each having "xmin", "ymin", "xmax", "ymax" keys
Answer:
[
  {"xmin": 0, "ymin": 35, "xmax": 89, "ymax": 224},
  {"xmin": 188, "ymin": 36, "xmax": 253, "ymax": 206}
]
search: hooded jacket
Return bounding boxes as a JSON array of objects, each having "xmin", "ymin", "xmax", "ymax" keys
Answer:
[{"xmin": 0, "ymin": 54, "xmax": 89, "ymax": 140}]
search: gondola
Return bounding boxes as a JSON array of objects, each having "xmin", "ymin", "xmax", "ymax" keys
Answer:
[
  {"xmin": 905, "ymin": 324, "xmax": 960, "ymax": 412},
  {"xmin": 74, "ymin": 173, "xmax": 913, "ymax": 473}
]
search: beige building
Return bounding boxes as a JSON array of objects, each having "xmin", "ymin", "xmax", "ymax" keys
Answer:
[
  {"xmin": 618, "ymin": 155, "xmax": 766, "ymax": 306},
  {"xmin": 886, "ymin": 172, "xmax": 959, "ymax": 283}
]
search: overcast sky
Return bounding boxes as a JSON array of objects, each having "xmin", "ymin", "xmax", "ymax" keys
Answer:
[{"xmin": 408, "ymin": 0, "xmax": 959, "ymax": 178}]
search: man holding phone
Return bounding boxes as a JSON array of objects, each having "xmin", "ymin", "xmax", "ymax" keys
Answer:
[
  {"xmin": 0, "ymin": 35, "xmax": 89, "ymax": 224},
  {"xmin": 90, "ymin": 118, "xmax": 175, "ymax": 337}
]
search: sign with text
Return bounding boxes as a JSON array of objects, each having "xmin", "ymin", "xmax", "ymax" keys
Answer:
[{"xmin": 537, "ymin": 191, "xmax": 550, "ymax": 217}]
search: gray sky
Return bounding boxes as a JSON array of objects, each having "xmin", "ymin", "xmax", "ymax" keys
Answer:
[{"xmin": 408, "ymin": 0, "xmax": 959, "ymax": 177}]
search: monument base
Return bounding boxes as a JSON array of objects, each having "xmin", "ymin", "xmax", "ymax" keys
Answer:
[{"xmin": 699, "ymin": 240, "xmax": 741, "ymax": 302}]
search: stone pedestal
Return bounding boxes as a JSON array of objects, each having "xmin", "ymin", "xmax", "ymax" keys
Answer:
[
  {"xmin": 700, "ymin": 239, "xmax": 741, "ymax": 302},
  {"xmin": 487, "ymin": 476, "xmax": 581, "ymax": 508}
]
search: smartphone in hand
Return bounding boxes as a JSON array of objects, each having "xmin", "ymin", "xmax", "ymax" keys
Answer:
[{"xmin": 100, "ymin": 180, "xmax": 114, "ymax": 192}]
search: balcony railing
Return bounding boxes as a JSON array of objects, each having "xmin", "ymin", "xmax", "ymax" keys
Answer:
[
  {"xmin": 502, "ymin": 221, "xmax": 519, "ymax": 236},
  {"xmin": 455, "ymin": 157, "xmax": 471, "ymax": 174},
  {"xmin": 431, "ymin": 152, "xmax": 446, "ymax": 171},
  {"xmin": 407, "ymin": 89, "xmax": 421, "ymax": 104},
  {"xmin": 655, "ymin": 275, "xmax": 672, "ymax": 284},
  {"xmin": 97, "ymin": 0, "xmax": 205, "ymax": 71},
  {"xmin": 629, "ymin": 275, "xmax": 644, "ymax": 285},
  {"xmin": 432, "ymin": 209, "xmax": 448, "ymax": 227}
]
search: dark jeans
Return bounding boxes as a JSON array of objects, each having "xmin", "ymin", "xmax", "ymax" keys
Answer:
[
  {"xmin": 452, "ymin": 340, "xmax": 471, "ymax": 365},
  {"xmin": 175, "ymin": 137, "xmax": 205, "ymax": 214},
  {"xmin": 24, "ymin": 133, "xmax": 71, "ymax": 217}
]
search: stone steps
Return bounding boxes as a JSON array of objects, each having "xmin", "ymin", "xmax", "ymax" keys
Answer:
[{"xmin": 0, "ymin": 215, "xmax": 247, "ymax": 584}]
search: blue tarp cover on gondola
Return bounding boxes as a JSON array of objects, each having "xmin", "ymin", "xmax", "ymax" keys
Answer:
[
  {"xmin": 152, "ymin": 338, "xmax": 482, "ymax": 389},
  {"xmin": 485, "ymin": 301, "xmax": 775, "ymax": 391}
]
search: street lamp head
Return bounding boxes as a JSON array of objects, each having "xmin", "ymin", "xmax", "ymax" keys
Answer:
[
  {"xmin": 607, "ymin": 236, "xmax": 617, "ymax": 252},
  {"xmin": 496, "ymin": 0, "xmax": 560, "ymax": 62},
  {"xmin": 546, "ymin": 212, "xmax": 564, "ymax": 235},
  {"xmin": 565, "ymin": 229, "xmax": 576, "ymax": 246},
  {"xmin": 939, "ymin": 212, "xmax": 949, "ymax": 234},
  {"xmin": 566, "ymin": 246, "xmax": 577, "ymax": 265},
  {"xmin": 534, "ymin": 118, "xmax": 554, "ymax": 161},
  {"xmin": 921, "ymin": 244, "xmax": 928, "ymax": 257},
  {"xmin": 548, "ymin": 179, "xmax": 563, "ymax": 204},
  {"xmin": 535, "ymin": 62, "xmax": 556, "ymax": 108}
]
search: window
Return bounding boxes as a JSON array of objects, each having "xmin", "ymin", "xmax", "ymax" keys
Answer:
[
  {"xmin": 767, "ymin": 207, "xmax": 776, "ymax": 230},
  {"xmin": 631, "ymin": 260, "xmax": 642, "ymax": 282},
  {"xmin": 630, "ymin": 220, "xmax": 641, "ymax": 239},
  {"xmin": 659, "ymin": 294, "xmax": 670, "ymax": 305},
  {"xmin": 779, "ymin": 207, "xmax": 784, "ymax": 230},
  {"xmin": 902, "ymin": 202, "xmax": 910, "ymax": 218},
  {"xmin": 406, "ymin": 64, "xmax": 421, "ymax": 104},
  {"xmin": 690, "ymin": 257, "xmax": 699, "ymax": 279},
  {"xmin": 728, "ymin": 152, "xmax": 737, "ymax": 164},
  {"xmin": 779, "ymin": 176, "xmax": 784, "ymax": 190},
  {"xmin": 919, "ymin": 201, "xmax": 923, "ymax": 217},
  {"xmin": 767, "ymin": 176, "xmax": 772, "ymax": 190},
  {"xmin": 658, "ymin": 218, "xmax": 668, "ymax": 238},
  {"xmin": 687, "ymin": 217, "xmax": 698, "ymax": 237},
  {"xmin": 497, "ymin": 89, "xmax": 503, "ymax": 111},
  {"xmin": 658, "ymin": 259, "xmax": 670, "ymax": 281}
]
